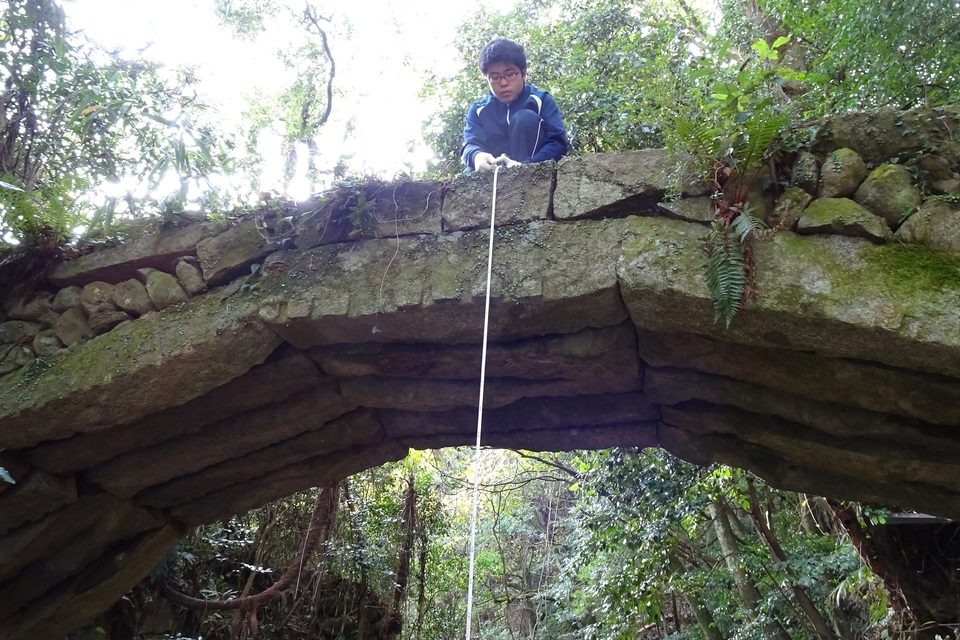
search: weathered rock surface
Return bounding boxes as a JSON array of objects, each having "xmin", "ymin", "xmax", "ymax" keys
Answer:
[
  {"xmin": 813, "ymin": 105, "xmax": 960, "ymax": 166},
  {"xmin": 174, "ymin": 257, "xmax": 207, "ymax": 296},
  {"xmin": 657, "ymin": 196, "xmax": 714, "ymax": 223},
  {"xmin": 768, "ymin": 186, "xmax": 812, "ymax": 230},
  {"xmin": 791, "ymin": 150, "xmax": 819, "ymax": 195},
  {"xmin": 854, "ymin": 163, "xmax": 921, "ymax": 226},
  {"xmin": 818, "ymin": 148, "xmax": 868, "ymax": 198},
  {"xmin": 51, "ymin": 285, "xmax": 82, "ymax": 312},
  {"xmin": 554, "ymin": 149, "xmax": 705, "ymax": 220},
  {"xmin": 442, "ymin": 164, "xmax": 553, "ymax": 231},
  {"xmin": 895, "ymin": 199, "xmax": 960, "ymax": 252},
  {"xmin": 54, "ymin": 307, "xmax": 93, "ymax": 346},
  {"xmin": 0, "ymin": 291, "xmax": 281, "ymax": 449},
  {"xmin": 110, "ymin": 278, "xmax": 155, "ymax": 316},
  {"xmin": 142, "ymin": 269, "xmax": 189, "ymax": 310},
  {"xmin": 4, "ymin": 107, "xmax": 960, "ymax": 638},
  {"xmin": 196, "ymin": 218, "xmax": 277, "ymax": 286},
  {"xmin": 796, "ymin": 197, "xmax": 892, "ymax": 243},
  {"xmin": 49, "ymin": 220, "xmax": 224, "ymax": 287},
  {"xmin": 620, "ymin": 216, "xmax": 960, "ymax": 377}
]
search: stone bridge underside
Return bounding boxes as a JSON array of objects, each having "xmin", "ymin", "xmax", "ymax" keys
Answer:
[{"xmin": 3, "ymin": 142, "xmax": 960, "ymax": 637}]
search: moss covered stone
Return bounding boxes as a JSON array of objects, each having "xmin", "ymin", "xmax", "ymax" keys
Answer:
[
  {"xmin": 256, "ymin": 218, "xmax": 631, "ymax": 347},
  {"xmin": 818, "ymin": 148, "xmax": 868, "ymax": 198},
  {"xmin": 791, "ymin": 150, "xmax": 819, "ymax": 195},
  {"xmin": 768, "ymin": 186, "xmax": 812, "ymax": 230},
  {"xmin": 854, "ymin": 163, "xmax": 921, "ymax": 226},
  {"xmin": 0, "ymin": 288, "xmax": 279, "ymax": 449},
  {"xmin": 895, "ymin": 199, "xmax": 960, "ymax": 251},
  {"xmin": 796, "ymin": 198, "xmax": 892, "ymax": 243},
  {"xmin": 618, "ymin": 215, "xmax": 960, "ymax": 377}
]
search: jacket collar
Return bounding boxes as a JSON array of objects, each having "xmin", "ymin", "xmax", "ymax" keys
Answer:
[{"xmin": 486, "ymin": 83, "xmax": 532, "ymax": 109}]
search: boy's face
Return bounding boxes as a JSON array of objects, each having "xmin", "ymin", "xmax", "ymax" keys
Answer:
[{"xmin": 485, "ymin": 62, "xmax": 526, "ymax": 104}]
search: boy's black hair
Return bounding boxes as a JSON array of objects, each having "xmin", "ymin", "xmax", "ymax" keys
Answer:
[{"xmin": 478, "ymin": 38, "xmax": 527, "ymax": 74}]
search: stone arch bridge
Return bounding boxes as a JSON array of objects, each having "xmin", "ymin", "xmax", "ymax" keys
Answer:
[{"xmin": 2, "ymin": 106, "xmax": 960, "ymax": 638}]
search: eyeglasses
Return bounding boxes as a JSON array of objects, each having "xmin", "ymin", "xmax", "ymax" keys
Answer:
[{"xmin": 487, "ymin": 70, "xmax": 520, "ymax": 84}]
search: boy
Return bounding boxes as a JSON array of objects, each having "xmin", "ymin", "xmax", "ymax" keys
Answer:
[{"xmin": 461, "ymin": 38, "xmax": 569, "ymax": 172}]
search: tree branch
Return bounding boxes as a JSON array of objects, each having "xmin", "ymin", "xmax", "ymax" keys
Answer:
[
  {"xmin": 161, "ymin": 481, "xmax": 340, "ymax": 612},
  {"xmin": 303, "ymin": 2, "xmax": 335, "ymax": 132},
  {"xmin": 512, "ymin": 451, "xmax": 580, "ymax": 479}
]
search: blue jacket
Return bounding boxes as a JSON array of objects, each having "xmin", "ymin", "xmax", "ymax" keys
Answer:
[{"xmin": 461, "ymin": 84, "xmax": 568, "ymax": 171}]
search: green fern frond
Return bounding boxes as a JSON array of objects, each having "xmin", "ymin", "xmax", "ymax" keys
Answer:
[
  {"xmin": 703, "ymin": 221, "xmax": 746, "ymax": 327},
  {"xmin": 674, "ymin": 116, "xmax": 723, "ymax": 158},
  {"xmin": 736, "ymin": 111, "xmax": 790, "ymax": 170},
  {"xmin": 731, "ymin": 208, "xmax": 767, "ymax": 243}
]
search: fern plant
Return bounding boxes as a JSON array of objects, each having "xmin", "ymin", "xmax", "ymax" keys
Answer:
[
  {"xmin": 668, "ymin": 36, "xmax": 800, "ymax": 326},
  {"xmin": 704, "ymin": 205, "xmax": 767, "ymax": 327}
]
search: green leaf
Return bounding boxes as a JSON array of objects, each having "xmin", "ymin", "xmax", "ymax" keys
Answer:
[
  {"xmin": 751, "ymin": 39, "xmax": 770, "ymax": 58},
  {"xmin": 772, "ymin": 36, "xmax": 791, "ymax": 49},
  {"xmin": 703, "ymin": 222, "xmax": 746, "ymax": 327}
]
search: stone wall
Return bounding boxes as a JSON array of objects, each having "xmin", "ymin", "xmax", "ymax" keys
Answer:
[
  {"xmin": 2, "ymin": 108, "xmax": 958, "ymax": 382},
  {"xmin": 1, "ymin": 104, "xmax": 960, "ymax": 639}
]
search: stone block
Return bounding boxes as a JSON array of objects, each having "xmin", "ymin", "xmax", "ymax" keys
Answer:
[
  {"xmin": 894, "ymin": 199, "xmax": 960, "ymax": 252},
  {"xmin": 48, "ymin": 220, "xmax": 225, "ymax": 287},
  {"xmin": 196, "ymin": 218, "xmax": 276, "ymax": 286},
  {"xmin": 0, "ymin": 344, "xmax": 33, "ymax": 375},
  {"xmin": 854, "ymin": 163, "xmax": 921, "ymax": 226},
  {"xmin": 33, "ymin": 329, "xmax": 64, "ymax": 356},
  {"xmin": 379, "ymin": 390, "xmax": 659, "ymax": 439},
  {"xmin": 0, "ymin": 493, "xmax": 120, "ymax": 584},
  {"xmin": 617, "ymin": 215, "xmax": 960, "ymax": 378},
  {"xmin": 0, "ymin": 469, "xmax": 76, "ymax": 533},
  {"xmin": 54, "ymin": 307, "xmax": 93, "ymax": 346},
  {"xmin": 144, "ymin": 270, "xmax": 189, "ymax": 310},
  {"xmin": 310, "ymin": 323, "xmax": 641, "ymax": 380},
  {"xmin": 171, "ymin": 439, "xmax": 408, "ymax": 525},
  {"xmin": 5, "ymin": 291, "xmax": 53, "ymax": 322},
  {"xmin": 80, "ymin": 281, "xmax": 115, "ymax": 315},
  {"xmin": 0, "ymin": 320, "xmax": 41, "ymax": 343},
  {"xmin": 339, "ymin": 374, "xmax": 642, "ymax": 411},
  {"xmin": 554, "ymin": 149, "xmax": 706, "ymax": 221},
  {"xmin": 4, "ymin": 523, "xmax": 184, "ymax": 639},
  {"xmin": 791, "ymin": 150, "xmax": 819, "ymax": 195},
  {"xmin": 768, "ymin": 186, "xmax": 812, "ymax": 230},
  {"xmin": 442, "ymin": 163, "xmax": 553, "ymax": 231},
  {"xmin": 796, "ymin": 198, "xmax": 892, "ymax": 243},
  {"xmin": 174, "ymin": 257, "xmax": 207, "ymax": 295},
  {"xmin": 110, "ymin": 279, "xmax": 155, "ymax": 316},
  {"xmin": 88, "ymin": 307, "xmax": 131, "ymax": 334},
  {"xmin": 0, "ymin": 287, "xmax": 281, "ymax": 450},
  {"xmin": 27, "ymin": 352, "xmax": 321, "ymax": 473},
  {"xmin": 89, "ymin": 381, "xmax": 356, "ymax": 498},
  {"xmin": 137, "ymin": 408, "xmax": 382, "ymax": 508},
  {"xmin": 645, "ymin": 366, "xmax": 960, "ymax": 455},
  {"xmin": 657, "ymin": 196, "xmax": 714, "ymax": 223},
  {"xmin": 371, "ymin": 180, "xmax": 443, "ymax": 236},
  {"xmin": 256, "ymin": 218, "xmax": 630, "ymax": 348},
  {"xmin": 818, "ymin": 148, "xmax": 867, "ymax": 198},
  {"xmin": 51, "ymin": 286, "xmax": 83, "ymax": 312},
  {"xmin": 638, "ymin": 333, "xmax": 960, "ymax": 425}
]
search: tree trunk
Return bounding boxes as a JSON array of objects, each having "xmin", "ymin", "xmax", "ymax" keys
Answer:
[
  {"xmin": 746, "ymin": 482, "xmax": 839, "ymax": 640},
  {"xmin": 709, "ymin": 500, "xmax": 793, "ymax": 640},
  {"xmin": 829, "ymin": 501, "xmax": 960, "ymax": 640},
  {"xmin": 685, "ymin": 592, "xmax": 726, "ymax": 640}
]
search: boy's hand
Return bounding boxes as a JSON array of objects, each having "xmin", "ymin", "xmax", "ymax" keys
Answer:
[
  {"xmin": 474, "ymin": 152, "xmax": 497, "ymax": 172},
  {"xmin": 497, "ymin": 154, "xmax": 522, "ymax": 168}
]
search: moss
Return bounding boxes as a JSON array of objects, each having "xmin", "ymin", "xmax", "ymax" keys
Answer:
[{"xmin": 865, "ymin": 244, "xmax": 960, "ymax": 294}]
